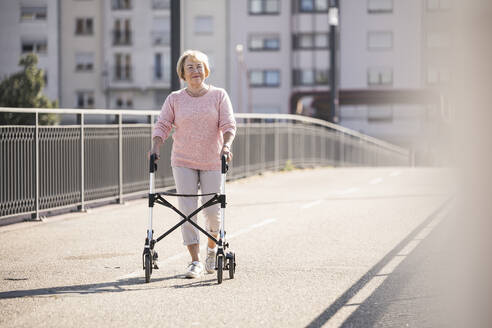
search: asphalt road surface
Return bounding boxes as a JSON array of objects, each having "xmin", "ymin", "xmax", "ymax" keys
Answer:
[{"xmin": 0, "ymin": 167, "xmax": 454, "ymax": 327}]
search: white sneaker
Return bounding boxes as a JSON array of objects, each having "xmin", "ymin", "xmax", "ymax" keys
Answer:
[
  {"xmin": 205, "ymin": 249, "xmax": 216, "ymax": 274},
  {"xmin": 185, "ymin": 261, "xmax": 204, "ymax": 278}
]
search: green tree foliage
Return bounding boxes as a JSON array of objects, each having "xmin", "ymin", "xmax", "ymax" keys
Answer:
[{"xmin": 0, "ymin": 53, "xmax": 59, "ymax": 125}]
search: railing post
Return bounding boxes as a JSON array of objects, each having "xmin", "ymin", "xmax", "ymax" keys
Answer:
[
  {"xmin": 118, "ymin": 113, "xmax": 124, "ymax": 204},
  {"xmin": 245, "ymin": 122, "xmax": 250, "ymax": 176},
  {"xmin": 33, "ymin": 111, "xmax": 40, "ymax": 221},
  {"xmin": 275, "ymin": 118, "xmax": 280, "ymax": 170},
  {"xmin": 311, "ymin": 126, "xmax": 315, "ymax": 167},
  {"xmin": 321, "ymin": 127, "xmax": 326, "ymax": 166},
  {"xmin": 150, "ymin": 114, "xmax": 154, "ymax": 149},
  {"xmin": 80, "ymin": 113, "xmax": 85, "ymax": 212},
  {"xmin": 359, "ymin": 138, "xmax": 363, "ymax": 166},
  {"xmin": 261, "ymin": 119, "xmax": 265, "ymax": 172},
  {"xmin": 340, "ymin": 132, "xmax": 345, "ymax": 167},
  {"xmin": 288, "ymin": 120, "xmax": 293, "ymax": 164}
]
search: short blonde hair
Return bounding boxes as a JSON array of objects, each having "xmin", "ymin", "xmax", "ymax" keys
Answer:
[{"xmin": 176, "ymin": 50, "xmax": 210, "ymax": 80}]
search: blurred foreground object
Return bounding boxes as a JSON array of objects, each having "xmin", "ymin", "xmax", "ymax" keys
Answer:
[{"xmin": 449, "ymin": 0, "xmax": 492, "ymax": 326}]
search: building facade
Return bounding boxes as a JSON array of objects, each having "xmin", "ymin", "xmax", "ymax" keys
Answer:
[
  {"xmin": 339, "ymin": 0, "xmax": 424, "ymax": 148},
  {"xmin": 60, "ymin": 0, "xmax": 104, "ymax": 109},
  {"xmin": 102, "ymin": 0, "xmax": 171, "ymax": 111},
  {"xmin": 181, "ymin": 0, "xmax": 228, "ymax": 89}
]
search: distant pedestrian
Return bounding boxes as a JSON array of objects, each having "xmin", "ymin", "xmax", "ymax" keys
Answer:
[{"xmin": 149, "ymin": 50, "xmax": 236, "ymax": 278}]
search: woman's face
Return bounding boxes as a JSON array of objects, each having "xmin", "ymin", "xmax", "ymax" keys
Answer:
[{"xmin": 183, "ymin": 56, "xmax": 206, "ymax": 86}]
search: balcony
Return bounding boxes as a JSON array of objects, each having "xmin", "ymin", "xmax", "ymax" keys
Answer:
[
  {"xmin": 112, "ymin": 0, "xmax": 132, "ymax": 10},
  {"xmin": 113, "ymin": 31, "xmax": 132, "ymax": 46},
  {"xmin": 293, "ymin": 69, "xmax": 330, "ymax": 86},
  {"xmin": 113, "ymin": 66, "xmax": 133, "ymax": 82},
  {"xmin": 152, "ymin": 31, "xmax": 170, "ymax": 46}
]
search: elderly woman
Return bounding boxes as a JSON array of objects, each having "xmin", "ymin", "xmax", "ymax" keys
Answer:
[{"xmin": 149, "ymin": 50, "xmax": 236, "ymax": 278}]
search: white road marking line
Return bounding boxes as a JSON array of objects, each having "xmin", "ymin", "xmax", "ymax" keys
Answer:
[
  {"xmin": 389, "ymin": 170, "xmax": 401, "ymax": 177},
  {"xmin": 336, "ymin": 187, "xmax": 360, "ymax": 195},
  {"xmin": 369, "ymin": 177, "xmax": 383, "ymax": 185},
  {"xmin": 301, "ymin": 200, "xmax": 323, "ymax": 209},
  {"xmin": 116, "ymin": 218, "xmax": 277, "ymax": 281}
]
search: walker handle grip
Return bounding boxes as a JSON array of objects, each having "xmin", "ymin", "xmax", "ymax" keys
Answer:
[
  {"xmin": 150, "ymin": 154, "xmax": 158, "ymax": 173},
  {"xmin": 221, "ymin": 155, "xmax": 228, "ymax": 174}
]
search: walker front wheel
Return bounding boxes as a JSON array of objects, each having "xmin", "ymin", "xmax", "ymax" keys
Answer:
[
  {"xmin": 144, "ymin": 253, "xmax": 152, "ymax": 283},
  {"xmin": 228, "ymin": 252, "xmax": 235, "ymax": 279}
]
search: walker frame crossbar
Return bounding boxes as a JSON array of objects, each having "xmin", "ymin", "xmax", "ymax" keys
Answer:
[{"xmin": 149, "ymin": 192, "xmax": 226, "ymax": 246}]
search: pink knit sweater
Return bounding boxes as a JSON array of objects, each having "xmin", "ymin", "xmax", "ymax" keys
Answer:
[{"xmin": 152, "ymin": 86, "xmax": 237, "ymax": 171}]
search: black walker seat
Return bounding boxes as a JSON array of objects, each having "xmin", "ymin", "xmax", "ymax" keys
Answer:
[{"xmin": 142, "ymin": 154, "xmax": 236, "ymax": 284}]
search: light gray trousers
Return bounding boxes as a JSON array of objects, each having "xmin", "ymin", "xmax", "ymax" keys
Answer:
[{"xmin": 172, "ymin": 166, "xmax": 221, "ymax": 246}]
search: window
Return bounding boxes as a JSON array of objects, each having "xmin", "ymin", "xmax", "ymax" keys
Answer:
[
  {"xmin": 248, "ymin": 34, "xmax": 280, "ymax": 51},
  {"xmin": 21, "ymin": 39, "xmax": 47, "ymax": 54},
  {"xmin": 112, "ymin": 0, "xmax": 131, "ymax": 10},
  {"xmin": 75, "ymin": 53, "xmax": 94, "ymax": 71},
  {"xmin": 20, "ymin": 6, "xmax": 47, "ymax": 21},
  {"xmin": 42, "ymin": 70, "xmax": 48, "ymax": 86},
  {"xmin": 298, "ymin": 0, "xmax": 328, "ymax": 13},
  {"xmin": 152, "ymin": 0, "xmax": 170, "ymax": 9},
  {"xmin": 367, "ymin": 105, "xmax": 393, "ymax": 122},
  {"xmin": 115, "ymin": 96, "xmax": 133, "ymax": 108},
  {"xmin": 249, "ymin": 70, "xmax": 280, "ymax": 87},
  {"xmin": 427, "ymin": 0, "xmax": 452, "ymax": 11},
  {"xmin": 113, "ymin": 19, "xmax": 132, "ymax": 45},
  {"xmin": 249, "ymin": 0, "xmax": 280, "ymax": 15},
  {"xmin": 367, "ymin": 31, "xmax": 393, "ymax": 50},
  {"xmin": 114, "ymin": 54, "xmax": 132, "ymax": 81},
  {"xmin": 75, "ymin": 18, "xmax": 94, "ymax": 35},
  {"xmin": 293, "ymin": 69, "xmax": 329, "ymax": 86},
  {"xmin": 367, "ymin": 67, "xmax": 393, "ymax": 86},
  {"xmin": 152, "ymin": 17, "xmax": 170, "ymax": 45},
  {"xmin": 76, "ymin": 91, "xmax": 95, "ymax": 108},
  {"xmin": 367, "ymin": 0, "xmax": 393, "ymax": 13},
  {"xmin": 427, "ymin": 33, "xmax": 451, "ymax": 48},
  {"xmin": 194, "ymin": 16, "xmax": 213, "ymax": 34},
  {"xmin": 294, "ymin": 33, "xmax": 329, "ymax": 50},
  {"xmin": 427, "ymin": 66, "xmax": 450, "ymax": 85}
]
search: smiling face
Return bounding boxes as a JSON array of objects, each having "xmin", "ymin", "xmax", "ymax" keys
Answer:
[{"xmin": 183, "ymin": 56, "xmax": 207, "ymax": 87}]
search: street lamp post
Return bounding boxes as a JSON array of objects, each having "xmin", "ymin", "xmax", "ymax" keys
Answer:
[
  {"xmin": 329, "ymin": 0, "xmax": 339, "ymax": 123},
  {"xmin": 171, "ymin": 0, "xmax": 181, "ymax": 91}
]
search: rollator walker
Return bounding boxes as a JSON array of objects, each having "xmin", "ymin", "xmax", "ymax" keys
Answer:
[{"xmin": 143, "ymin": 154, "xmax": 236, "ymax": 284}]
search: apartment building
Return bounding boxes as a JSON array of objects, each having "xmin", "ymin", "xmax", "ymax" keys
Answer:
[
  {"xmin": 338, "ymin": 0, "xmax": 452, "ymax": 152},
  {"xmin": 229, "ymin": 0, "xmax": 292, "ymax": 114},
  {"xmin": 181, "ymin": 0, "xmax": 228, "ymax": 89},
  {"xmin": 0, "ymin": 0, "xmax": 59, "ymax": 102},
  {"xmin": 60, "ymin": 0, "xmax": 104, "ymax": 109},
  {"xmin": 338, "ymin": 0, "xmax": 425, "ymax": 148},
  {"xmin": 103, "ymin": 0, "xmax": 171, "ymax": 110}
]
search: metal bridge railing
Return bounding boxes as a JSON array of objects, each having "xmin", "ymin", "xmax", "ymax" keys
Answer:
[{"xmin": 0, "ymin": 107, "xmax": 410, "ymax": 221}]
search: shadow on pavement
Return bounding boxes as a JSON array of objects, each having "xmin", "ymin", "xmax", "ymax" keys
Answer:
[
  {"xmin": 172, "ymin": 278, "xmax": 217, "ymax": 289},
  {"xmin": 0, "ymin": 274, "xmax": 199, "ymax": 299},
  {"xmin": 305, "ymin": 197, "xmax": 452, "ymax": 328}
]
